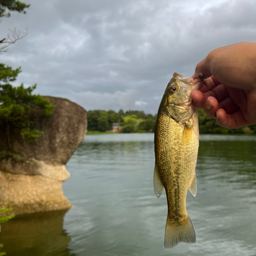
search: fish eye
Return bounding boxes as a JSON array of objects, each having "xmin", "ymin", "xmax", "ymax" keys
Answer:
[{"xmin": 170, "ymin": 86, "xmax": 177, "ymax": 93}]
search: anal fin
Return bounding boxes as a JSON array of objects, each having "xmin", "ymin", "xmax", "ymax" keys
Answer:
[
  {"xmin": 154, "ymin": 164, "xmax": 164, "ymax": 198},
  {"xmin": 189, "ymin": 173, "xmax": 197, "ymax": 197}
]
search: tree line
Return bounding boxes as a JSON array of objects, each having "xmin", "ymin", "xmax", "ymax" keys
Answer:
[
  {"xmin": 198, "ymin": 108, "xmax": 256, "ymax": 134},
  {"xmin": 87, "ymin": 108, "xmax": 256, "ymax": 134},
  {"xmin": 87, "ymin": 110, "xmax": 157, "ymax": 133}
]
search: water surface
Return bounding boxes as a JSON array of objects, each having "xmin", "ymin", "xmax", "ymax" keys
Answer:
[{"xmin": 1, "ymin": 134, "xmax": 256, "ymax": 255}]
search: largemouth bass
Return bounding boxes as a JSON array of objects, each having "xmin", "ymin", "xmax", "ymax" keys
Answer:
[{"xmin": 154, "ymin": 72, "xmax": 200, "ymax": 248}]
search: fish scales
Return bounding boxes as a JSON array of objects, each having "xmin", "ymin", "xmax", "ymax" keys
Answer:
[{"xmin": 154, "ymin": 72, "xmax": 200, "ymax": 248}]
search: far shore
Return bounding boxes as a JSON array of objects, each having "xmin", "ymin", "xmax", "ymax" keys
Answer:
[
  {"xmin": 86, "ymin": 131, "xmax": 256, "ymax": 135},
  {"xmin": 86, "ymin": 131, "xmax": 118, "ymax": 135},
  {"xmin": 86, "ymin": 131, "xmax": 154, "ymax": 135}
]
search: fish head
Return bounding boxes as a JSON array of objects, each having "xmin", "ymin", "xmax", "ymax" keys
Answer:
[
  {"xmin": 165, "ymin": 73, "xmax": 199, "ymax": 105},
  {"xmin": 162, "ymin": 73, "xmax": 201, "ymax": 123}
]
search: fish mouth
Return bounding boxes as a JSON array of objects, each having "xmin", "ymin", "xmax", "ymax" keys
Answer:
[
  {"xmin": 173, "ymin": 73, "xmax": 201, "ymax": 90},
  {"xmin": 192, "ymin": 78, "xmax": 202, "ymax": 90},
  {"xmin": 169, "ymin": 101, "xmax": 191, "ymax": 107}
]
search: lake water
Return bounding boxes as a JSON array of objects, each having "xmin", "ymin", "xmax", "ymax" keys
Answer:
[{"xmin": 1, "ymin": 134, "xmax": 256, "ymax": 256}]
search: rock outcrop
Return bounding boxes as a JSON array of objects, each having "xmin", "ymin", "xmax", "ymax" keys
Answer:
[{"xmin": 0, "ymin": 96, "xmax": 87, "ymax": 215}]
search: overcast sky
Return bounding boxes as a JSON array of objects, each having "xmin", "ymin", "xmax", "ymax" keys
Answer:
[{"xmin": 1, "ymin": 0, "xmax": 256, "ymax": 114}]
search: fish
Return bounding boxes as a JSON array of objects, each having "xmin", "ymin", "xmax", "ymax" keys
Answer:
[{"xmin": 154, "ymin": 72, "xmax": 201, "ymax": 248}]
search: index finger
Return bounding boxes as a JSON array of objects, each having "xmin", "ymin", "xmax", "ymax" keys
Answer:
[
  {"xmin": 200, "ymin": 75, "xmax": 221, "ymax": 92},
  {"xmin": 192, "ymin": 58, "xmax": 212, "ymax": 79}
]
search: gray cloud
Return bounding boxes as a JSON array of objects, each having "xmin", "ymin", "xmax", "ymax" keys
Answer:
[{"xmin": 1, "ymin": 0, "xmax": 256, "ymax": 114}]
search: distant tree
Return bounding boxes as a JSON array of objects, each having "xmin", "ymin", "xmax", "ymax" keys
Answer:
[
  {"xmin": 120, "ymin": 114, "xmax": 151, "ymax": 133},
  {"xmin": 87, "ymin": 110, "xmax": 99, "ymax": 131},
  {"xmin": 87, "ymin": 110, "xmax": 109, "ymax": 132},
  {"xmin": 87, "ymin": 109, "xmax": 158, "ymax": 133},
  {"xmin": 0, "ymin": 64, "xmax": 55, "ymax": 147},
  {"xmin": 198, "ymin": 108, "xmax": 244, "ymax": 134},
  {"xmin": 107, "ymin": 110, "xmax": 119, "ymax": 129},
  {"xmin": 97, "ymin": 111, "xmax": 108, "ymax": 132},
  {"xmin": 145, "ymin": 113, "xmax": 154, "ymax": 120},
  {"xmin": 118, "ymin": 109, "xmax": 124, "ymax": 116},
  {"xmin": 121, "ymin": 115, "xmax": 140, "ymax": 126},
  {"xmin": 125, "ymin": 110, "xmax": 146, "ymax": 119},
  {"xmin": 247, "ymin": 125, "xmax": 256, "ymax": 133},
  {"xmin": 138, "ymin": 119, "xmax": 156, "ymax": 132},
  {"xmin": 121, "ymin": 125, "xmax": 134, "ymax": 133}
]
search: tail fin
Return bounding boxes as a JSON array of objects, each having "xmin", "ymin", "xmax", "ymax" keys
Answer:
[{"xmin": 164, "ymin": 216, "xmax": 196, "ymax": 248}]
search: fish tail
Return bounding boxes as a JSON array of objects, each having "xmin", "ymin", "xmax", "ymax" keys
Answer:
[{"xmin": 164, "ymin": 215, "xmax": 196, "ymax": 248}]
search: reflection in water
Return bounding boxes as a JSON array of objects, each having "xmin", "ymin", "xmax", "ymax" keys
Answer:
[
  {"xmin": 62, "ymin": 134, "xmax": 256, "ymax": 256},
  {"xmin": 198, "ymin": 136, "xmax": 256, "ymax": 185},
  {"xmin": 0, "ymin": 210, "xmax": 76, "ymax": 256}
]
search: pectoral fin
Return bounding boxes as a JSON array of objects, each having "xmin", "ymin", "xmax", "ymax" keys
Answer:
[
  {"xmin": 189, "ymin": 173, "xmax": 197, "ymax": 197},
  {"xmin": 154, "ymin": 164, "xmax": 164, "ymax": 198}
]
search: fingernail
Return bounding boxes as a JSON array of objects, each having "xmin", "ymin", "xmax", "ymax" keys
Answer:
[
  {"xmin": 206, "ymin": 100, "xmax": 212, "ymax": 111},
  {"xmin": 216, "ymin": 113, "xmax": 220, "ymax": 122}
]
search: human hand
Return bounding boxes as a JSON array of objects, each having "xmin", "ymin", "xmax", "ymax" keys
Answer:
[{"xmin": 191, "ymin": 42, "xmax": 256, "ymax": 129}]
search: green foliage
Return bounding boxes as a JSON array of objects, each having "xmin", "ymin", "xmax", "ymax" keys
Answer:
[
  {"xmin": 247, "ymin": 125, "xmax": 256, "ymax": 133},
  {"xmin": 0, "ymin": 64, "xmax": 20, "ymax": 81},
  {"xmin": 145, "ymin": 113, "xmax": 154, "ymax": 119},
  {"xmin": 0, "ymin": 208, "xmax": 15, "ymax": 223},
  {"xmin": 121, "ymin": 115, "xmax": 144, "ymax": 126},
  {"xmin": 0, "ymin": 64, "xmax": 55, "ymax": 143},
  {"xmin": 87, "ymin": 109, "xmax": 156, "ymax": 133},
  {"xmin": 87, "ymin": 110, "xmax": 109, "ymax": 131},
  {"xmin": 0, "ymin": 150, "xmax": 26, "ymax": 162},
  {"xmin": 125, "ymin": 110, "xmax": 146, "ymax": 119},
  {"xmin": 87, "ymin": 110, "xmax": 98, "ymax": 131},
  {"xmin": 118, "ymin": 109, "xmax": 124, "ymax": 116},
  {"xmin": 20, "ymin": 128, "xmax": 44, "ymax": 142},
  {"xmin": 97, "ymin": 111, "xmax": 108, "ymax": 132},
  {"xmin": 0, "ymin": 204, "xmax": 15, "ymax": 256},
  {"xmin": 121, "ymin": 125, "xmax": 134, "ymax": 133},
  {"xmin": 0, "ymin": 244, "xmax": 5, "ymax": 256},
  {"xmin": 0, "ymin": 0, "xmax": 30, "ymax": 18},
  {"xmin": 137, "ymin": 119, "xmax": 156, "ymax": 132},
  {"xmin": 87, "ymin": 108, "xmax": 256, "ymax": 134},
  {"xmin": 107, "ymin": 110, "xmax": 119, "ymax": 128}
]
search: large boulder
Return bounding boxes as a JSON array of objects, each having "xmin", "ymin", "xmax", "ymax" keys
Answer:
[{"xmin": 0, "ymin": 96, "xmax": 87, "ymax": 215}]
